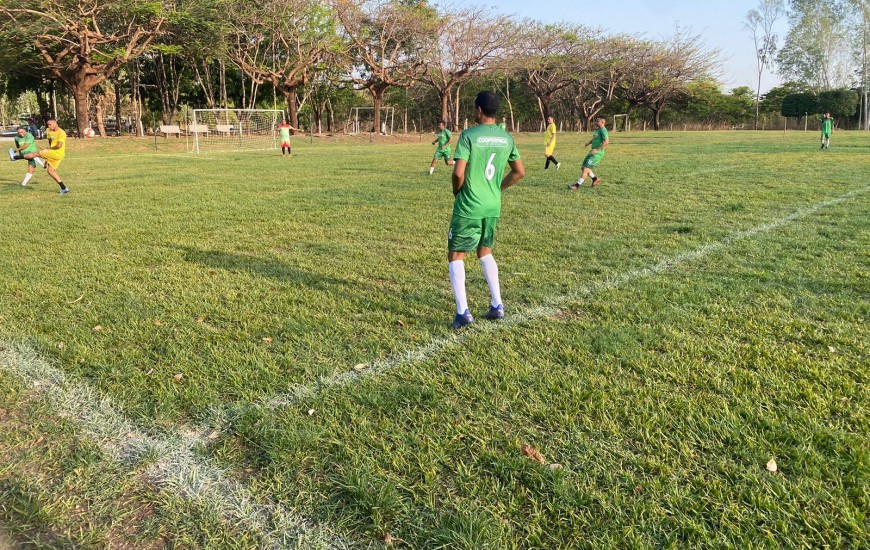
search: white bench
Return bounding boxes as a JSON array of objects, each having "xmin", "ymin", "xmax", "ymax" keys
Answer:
[
  {"xmin": 159, "ymin": 125, "xmax": 182, "ymax": 138},
  {"xmin": 215, "ymin": 124, "xmax": 234, "ymax": 136},
  {"xmin": 188, "ymin": 124, "xmax": 210, "ymax": 135}
]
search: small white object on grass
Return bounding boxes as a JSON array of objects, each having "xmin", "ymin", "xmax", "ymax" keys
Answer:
[{"xmin": 766, "ymin": 458, "xmax": 778, "ymax": 472}]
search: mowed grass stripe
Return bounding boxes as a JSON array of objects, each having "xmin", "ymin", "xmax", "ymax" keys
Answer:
[
  {"xmin": 256, "ymin": 185, "xmax": 868, "ymax": 411},
  {"xmin": 0, "ymin": 341, "xmax": 347, "ymax": 550}
]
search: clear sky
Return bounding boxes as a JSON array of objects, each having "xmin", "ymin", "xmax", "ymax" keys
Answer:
[{"xmin": 464, "ymin": 0, "xmax": 789, "ymax": 94}]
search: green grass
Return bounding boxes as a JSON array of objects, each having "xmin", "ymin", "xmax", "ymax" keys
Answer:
[{"xmin": 0, "ymin": 130, "xmax": 868, "ymax": 548}]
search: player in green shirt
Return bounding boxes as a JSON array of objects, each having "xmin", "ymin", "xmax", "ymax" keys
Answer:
[
  {"xmin": 448, "ymin": 91, "xmax": 525, "ymax": 329},
  {"xmin": 498, "ymin": 117, "xmax": 507, "ymax": 131},
  {"xmin": 429, "ymin": 121, "xmax": 454, "ymax": 175},
  {"xmin": 569, "ymin": 116, "xmax": 609, "ymax": 189},
  {"xmin": 278, "ymin": 119, "xmax": 302, "ymax": 157},
  {"xmin": 8, "ymin": 126, "xmax": 44, "ymax": 186},
  {"xmin": 820, "ymin": 112, "xmax": 834, "ymax": 149}
]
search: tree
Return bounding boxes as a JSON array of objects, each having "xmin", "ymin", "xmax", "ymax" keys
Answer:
[
  {"xmin": 817, "ymin": 88, "xmax": 859, "ymax": 119},
  {"xmin": 416, "ymin": 5, "xmax": 512, "ymax": 127},
  {"xmin": 513, "ymin": 21, "xmax": 588, "ymax": 123},
  {"xmin": 780, "ymin": 91, "xmax": 818, "ymax": 120},
  {"xmin": 0, "ymin": 0, "xmax": 171, "ymax": 137},
  {"xmin": 777, "ymin": 0, "xmax": 853, "ymax": 92},
  {"xmin": 744, "ymin": 0, "xmax": 786, "ymax": 129},
  {"xmin": 333, "ymin": 0, "xmax": 430, "ymax": 133},
  {"xmin": 227, "ymin": 0, "xmax": 340, "ymax": 131}
]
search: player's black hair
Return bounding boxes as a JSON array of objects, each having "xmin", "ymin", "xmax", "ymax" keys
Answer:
[
  {"xmin": 18, "ymin": 126, "xmax": 28, "ymax": 131},
  {"xmin": 438, "ymin": 121, "xmax": 446, "ymax": 126},
  {"xmin": 596, "ymin": 115, "xmax": 607, "ymax": 122},
  {"xmin": 475, "ymin": 91, "xmax": 500, "ymax": 117}
]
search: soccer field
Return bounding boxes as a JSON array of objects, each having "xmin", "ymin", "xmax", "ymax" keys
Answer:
[{"xmin": 0, "ymin": 131, "xmax": 868, "ymax": 548}]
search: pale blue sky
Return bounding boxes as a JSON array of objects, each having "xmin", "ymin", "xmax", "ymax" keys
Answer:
[{"xmin": 465, "ymin": 0, "xmax": 788, "ymax": 93}]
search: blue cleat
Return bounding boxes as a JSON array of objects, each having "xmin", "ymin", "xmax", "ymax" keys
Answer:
[
  {"xmin": 451, "ymin": 309, "xmax": 474, "ymax": 330},
  {"xmin": 484, "ymin": 304, "xmax": 505, "ymax": 320},
  {"xmin": 60, "ymin": 188, "xmax": 71, "ymax": 195}
]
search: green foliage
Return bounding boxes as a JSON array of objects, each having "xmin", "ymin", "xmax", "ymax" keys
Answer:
[
  {"xmin": 781, "ymin": 92, "xmax": 818, "ymax": 118},
  {"xmin": 817, "ymin": 89, "xmax": 859, "ymax": 118}
]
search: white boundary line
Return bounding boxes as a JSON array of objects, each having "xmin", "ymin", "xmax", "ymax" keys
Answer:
[
  {"xmin": 0, "ymin": 342, "xmax": 348, "ymax": 550},
  {"xmin": 259, "ymin": 186, "xmax": 868, "ymax": 411}
]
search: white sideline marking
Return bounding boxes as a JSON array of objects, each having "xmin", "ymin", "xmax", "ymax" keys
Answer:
[
  {"xmin": 0, "ymin": 342, "xmax": 348, "ymax": 550},
  {"xmin": 262, "ymin": 186, "xmax": 868, "ymax": 410}
]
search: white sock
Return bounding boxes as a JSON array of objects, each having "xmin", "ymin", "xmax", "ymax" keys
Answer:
[
  {"xmin": 449, "ymin": 260, "xmax": 468, "ymax": 314},
  {"xmin": 588, "ymin": 171, "xmax": 596, "ymax": 179},
  {"xmin": 429, "ymin": 167, "xmax": 434, "ymax": 175},
  {"xmin": 577, "ymin": 178, "xmax": 585, "ymax": 185},
  {"xmin": 479, "ymin": 254, "xmax": 502, "ymax": 308},
  {"xmin": 22, "ymin": 173, "xmax": 33, "ymax": 185}
]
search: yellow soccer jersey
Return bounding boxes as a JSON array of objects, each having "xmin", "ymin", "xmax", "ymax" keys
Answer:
[{"xmin": 46, "ymin": 127, "xmax": 67, "ymax": 157}]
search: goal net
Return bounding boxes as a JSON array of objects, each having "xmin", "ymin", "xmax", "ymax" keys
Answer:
[{"xmin": 191, "ymin": 109, "xmax": 283, "ymax": 153}]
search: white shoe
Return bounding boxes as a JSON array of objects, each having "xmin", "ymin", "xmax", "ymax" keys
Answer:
[
  {"xmin": 556, "ymin": 163, "xmax": 561, "ymax": 170},
  {"xmin": 8, "ymin": 148, "xmax": 16, "ymax": 161},
  {"xmin": 34, "ymin": 157, "xmax": 45, "ymax": 167}
]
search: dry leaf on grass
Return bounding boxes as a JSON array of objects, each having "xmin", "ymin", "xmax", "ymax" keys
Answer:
[
  {"xmin": 384, "ymin": 532, "xmax": 394, "ymax": 546},
  {"xmin": 57, "ymin": 342, "xmax": 65, "ymax": 349},
  {"xmin": 153, "ymin": 320, "xmax": 162, "ymax": 326},
  {"xmin": 196, "ymin": 317, "xmax": 205, "ymax": 324},
  {"xmin": 521, "ymin": 444, "xmax": 546, "ymax": 464},
  {"xmin": 549, "ymin": 463, "xmax": 563, "ymax": 470},
  {"xmin": 353, "ymin": 363, "xmax": 367, "ymax": 371},
  {"xmin": 173, "ymin": 373, "xmax": 184, "ymax": 382},
  {"xmin": 307, "ymin": 409, "xmax": 315, "ymax": 416},
  {"xmin": 766, "ymin": 458, "xmax": 778, "ymax": 472},
  {"xmin": 92, "ymin": 325, "xmax": 102, "ymax": 332},
  {"xmin": 262, "ymin": 337, "xmax": 273, "ymax": 343},
  {"xmin": 828, "ymin": 346, "xmax": 836, "ymax": 353}
]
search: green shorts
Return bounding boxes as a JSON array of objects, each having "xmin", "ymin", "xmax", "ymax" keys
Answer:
[
  {"xmin": 821, "ymin": 132, "xmax": 831, "ymax": 139},
  {"xmin": 583, "ymin": 151, "xmax": 605, "ymax": 168},
  {"xmin": 448, "ymin": 215, "xmax": 498, "ymax": 252},
  {"xmin": 434, "ymin": 147, "xmax": 451, "ymax": 161}
]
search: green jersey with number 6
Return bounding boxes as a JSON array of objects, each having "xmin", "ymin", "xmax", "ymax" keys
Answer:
[{"xmin": 453, "ymin": 124, "xmax": 521, "ymax": 219}]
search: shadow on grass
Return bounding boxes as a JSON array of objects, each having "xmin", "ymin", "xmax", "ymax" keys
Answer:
[{"xmin": 168, "ymin": 244, "xmax": 359, "ymax": 292}]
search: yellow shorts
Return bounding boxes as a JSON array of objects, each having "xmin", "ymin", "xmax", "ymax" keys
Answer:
[{"xmin": 40, "ymin": 149, "xmax": 65, "ymax": 169}]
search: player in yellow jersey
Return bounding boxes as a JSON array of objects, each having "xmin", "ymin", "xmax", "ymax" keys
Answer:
[
  {"xmin": 544, "ymin": 115, "xmax": 560, "ymax": 170},
  {"xmin": 23, "ymin": 119, "xmax": 69, "ymax": 194}
]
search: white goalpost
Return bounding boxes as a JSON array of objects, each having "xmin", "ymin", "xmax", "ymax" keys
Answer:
[
  {"xmin": 346, "ymin": 107, "xmax": 395, "ymax": 135},
  {"xmin": 191, "ymin": 109, "xmax": 284, "ymax": 153},
  {"xmin": 612, "ymin": 114, "xmax": 629, "ymax": 132}
]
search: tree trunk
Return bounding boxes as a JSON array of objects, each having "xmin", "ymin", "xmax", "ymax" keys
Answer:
[
  {"xmin": 371, "ymin": 86, "xmax": 385, "ymax": 134},
  {"xmin": 95, "ymin": 97, "xmax": 107, "ymax": 137},
  {"xmin": 439, "ymin": 90, "xmax": 449, "ymax": 125},
  {"xmin": 114, "ymin": 79, "xmax": 122, "ymax": 136},
  {"xmin": 653, "ymin": 107, "xmax": 662, "ymax": 131},
  {"xmin": 72, "ymin": 85, "xmax": 90, "ymax": 138},
  {"xmin": 284, "ymin": 88, "xmax": 299, "ymax": 133},
  {"xmin": 453, "ymin": 83, "xmax": 461, "ymax": 130}
]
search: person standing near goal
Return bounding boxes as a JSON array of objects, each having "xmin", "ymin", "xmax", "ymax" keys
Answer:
[
  {"xmin": 569, "ymin": 116, "xmax": 609, "ymax": 189},
  {"xmin": 544, "ymin": 115, "xmax": 560, "ymax": 170},
  {"xmin": 820, "ymin": 112, "xmax": 834, "ymax": 149},
  {"xmin": 448, "ymin": 91, "xmax": 525, "ymax": 329},
  {"xmin": 9, "ymin": 126, "xmax": 45, "ymax": 186},
  {"xmin": 22, "ymin": 119, "xmax": 69, "ymax": 194},
  {"xmin": 429, "ymin": 121, "xmax": 454, "ymax": 175},
  {"xmin": 278, "ymin": 119, "xmax": 301, "ymax": 157}
]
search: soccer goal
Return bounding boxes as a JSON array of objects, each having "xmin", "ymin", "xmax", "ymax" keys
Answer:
[
  {"xmin": 346, "ymin": 107, "xmax": 395, "ymax": 135},
  {"xmin": 612, "ymin": 114, "xmax": 629, "ymax": 132},
  {"xmin": 191, "ymin": 109, "xmax": 284, "ymax": 153}
]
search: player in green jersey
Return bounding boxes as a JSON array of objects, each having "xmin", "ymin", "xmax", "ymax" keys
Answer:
[
  {"xmin": 820, "ymin": 112, "xmax": 834, "ymax": 149},
  {"xmin": 429, "ymin": 121, "xmax": 454, "ymax": 175},
  {"xmin": 448, "ymin": 91, "xmax": 525, "ymax": 329},
  {"xmin": 569, "ymin": 116, "xmax": 609, "ymax": 189},
  {"xmin": 8, "ymin": 126, "xmax": 44, "ymax": 186},
  {"xmin": 498, "ymin": 117, "xmax": 507, "ymax": 131}
]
